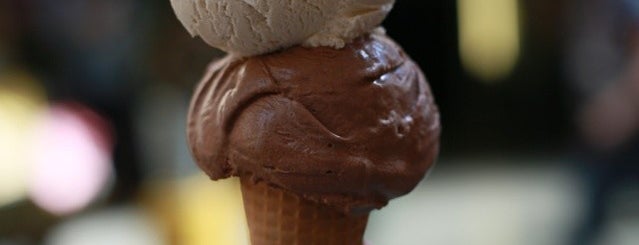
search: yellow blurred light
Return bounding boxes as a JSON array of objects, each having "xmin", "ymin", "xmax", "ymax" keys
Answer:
[
  {"xmin": 0, "ymin": 70, "xmax": 46, "ymax": 207},
  {"xmin": 458, "ymin": 0, "xmax": 521, "ymax": 82},
  {"xmin": 142, "ymin": 176, "xmax": 249, "ymax": 245},
  {"xmin": 176, "ymin": 175, "xmax": 249, "ymax": 245}
]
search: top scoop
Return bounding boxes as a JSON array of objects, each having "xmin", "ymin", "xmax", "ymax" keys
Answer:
[{"xmin": 170, "ymin": 0, "xmax": 395, "ymax": 56}]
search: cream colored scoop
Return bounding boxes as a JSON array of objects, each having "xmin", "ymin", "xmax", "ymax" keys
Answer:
[{"xmin": 170, "ymin": 0, "xmax": 395, "ymax": 56}]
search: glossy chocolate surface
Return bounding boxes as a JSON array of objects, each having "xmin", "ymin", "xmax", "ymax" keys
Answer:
[{"xmin": 188, "ymin": 33, "xmax": 440, "ymax": 214}]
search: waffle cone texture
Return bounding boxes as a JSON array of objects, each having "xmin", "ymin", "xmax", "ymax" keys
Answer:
[{"xmin": 241, "ymin": 178, "xmax": 369, "ymax": 245}]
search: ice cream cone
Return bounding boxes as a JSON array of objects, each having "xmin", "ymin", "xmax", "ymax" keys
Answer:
[{"xmin": 240, "ymin": 178, "xmax": 369, "ymax": 245}]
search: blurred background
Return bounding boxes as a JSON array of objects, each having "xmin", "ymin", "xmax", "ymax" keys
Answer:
[{"xmin": 1, "ymin": 0, "xmax": 638, "ymax": 244}]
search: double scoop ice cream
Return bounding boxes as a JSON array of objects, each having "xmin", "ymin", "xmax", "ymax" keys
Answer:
[{"xmin": 171, "ymin": 0, "xmax": 441, "ymax": 244}]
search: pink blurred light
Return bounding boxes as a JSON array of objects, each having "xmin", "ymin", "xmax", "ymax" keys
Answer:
[{"xmin": 28, "ymin": 103, "xmax": 113, "ymax": 216}]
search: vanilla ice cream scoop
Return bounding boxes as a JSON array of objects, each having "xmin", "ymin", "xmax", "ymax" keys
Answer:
[{"xmin": 170, "ymin": 0, "xmax": 395, "ymax": 56}]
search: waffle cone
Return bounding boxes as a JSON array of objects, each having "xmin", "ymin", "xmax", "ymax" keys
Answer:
[{"xmin": 240, "ymin": 178, "xmax": 369, "ymax": 245}]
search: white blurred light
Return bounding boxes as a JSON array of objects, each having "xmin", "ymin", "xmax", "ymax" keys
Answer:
[
  {"xmin": 28, "ymin": 104, "xmax": 112, "ymax": 215},
  {"xmin": 458, "ymin": 0, "xmax": 521, "ymax": 82},
  {"xmin": 45, "ymin": 206, "xmax": 165, "ymax": 245},
  {"xmin": 0, "ymin": 72, "xmax": 45, "ymax": 207},
  {"xmin": 366, "ymin": 160, "xmax": 580, "ymax": 245}
]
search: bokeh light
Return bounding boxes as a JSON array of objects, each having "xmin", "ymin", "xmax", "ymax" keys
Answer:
[
  {"xmin": 175, "ymin": 176, "xmax": 248, "ymax": 245},
  {"xmin": 28, "ymin": 103, "xmax": 113, "ymax": 216},
  {"xmin": 45, "ymin": 206, "xmax": 165, "ymax": 245},
  {"xmin": 141, "ymin": 176, "xmax": 249, "ymax": 245},
  {"xmin": 458, "ymin": 0, "xmax": 521, "ymax": 82},
  {"xmin": 0, "ymin": 71, "xmax": 46, "ymax": 207}
]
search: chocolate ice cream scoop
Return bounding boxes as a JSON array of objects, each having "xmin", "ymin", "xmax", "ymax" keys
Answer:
[{"xmin": 187, "ymin": 33, "xmax": 440, "ymax": 214}]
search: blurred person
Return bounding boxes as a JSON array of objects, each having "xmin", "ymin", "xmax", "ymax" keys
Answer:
[{"xmin": 565, "ymin": 0, "xmax": 639, "ymax": 244}]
